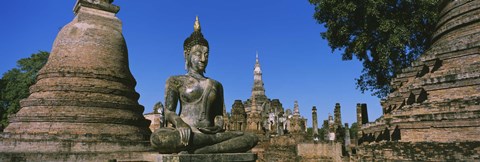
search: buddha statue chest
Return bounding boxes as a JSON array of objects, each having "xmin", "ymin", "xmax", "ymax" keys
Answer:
[
  {"xmin": 178, "ymin": 76, "xmax": 218, "ymax": 128},
  {"xmin": 179, "ymin": 77, "xmax": 217, "ymax": 103}
]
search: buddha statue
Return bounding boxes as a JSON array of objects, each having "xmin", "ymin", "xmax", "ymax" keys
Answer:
[{"xmin": 151, "ymin": 16, "xmax": 259, "ymax": 154}]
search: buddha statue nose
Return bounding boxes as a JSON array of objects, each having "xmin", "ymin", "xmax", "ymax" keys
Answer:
[{"xmin": 201, "ymin": 54, "xmax": 206, "ymax": 62}]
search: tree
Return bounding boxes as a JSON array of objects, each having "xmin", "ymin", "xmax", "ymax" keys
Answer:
[
  {"xmin": 0, "ymin": 51, "xmax": 49, "ymax": 131},
  {"xmin": 349, "ymin": 122, "xmax": 358, "ymax": 139},
  {"xmin": 309, "ymin": 0, "xmax": 441, "ymax": 98},
  {"xmin": 306, "ymin": 127, "xmax": 326, "ymax": 140}
]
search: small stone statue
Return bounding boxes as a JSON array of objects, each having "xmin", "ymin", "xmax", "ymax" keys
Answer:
[
  {"xmin": 151, "ymin": 16, "xmax": 258, "ymax": 154},
  {"xmin": 153, "ymin": 102, "xmax": 165, "ymax": 127},
  {"xmin": 153, "ymin": 102, "xmax": 163, "ymax": 114},
  {"xmin": 277, "ymin": 112, "xmax": 286, "ymax": 135}
]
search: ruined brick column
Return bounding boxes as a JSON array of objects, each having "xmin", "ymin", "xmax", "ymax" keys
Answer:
[
  {"xmin": 0, "ymin": 0, "xmax": 152, "ymax": 161},
  {"xmin": 333, "ymin": 103, "xmax": 341, "ymax": 126},
  {"xmin": 344, "ymin": 123, "xmax": 350, "ymax": 147},
  {"xmin": 356, "ymin": 103, "xmax": 368, "ymax": 125},
  {"xmin": 312, "ymin": 106, "xmax": 319, "ymax": 137},
  {"xmin": 322, "ymin": 120, "xmax": 329, "ymax": 140}
]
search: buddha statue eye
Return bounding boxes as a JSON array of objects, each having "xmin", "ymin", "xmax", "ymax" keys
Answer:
[{"xmin": 193, "ymin": 51, "xmax": 202, "ymax": 56}]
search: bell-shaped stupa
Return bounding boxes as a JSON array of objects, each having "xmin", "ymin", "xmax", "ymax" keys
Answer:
[{"xmin": 1, "ymin": 0, "xmax": 152, "ymax": 161}]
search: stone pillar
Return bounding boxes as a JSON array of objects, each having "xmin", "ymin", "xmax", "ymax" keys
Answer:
[
  {"xmin": 312, "ymin": 106, "xmax": 319, "ymax": 137},
  {"xmin": 356, "ymin": 103, "xmax": 362, "ymax": 125},
  {"xmin": 356, "ymin": 103, "xmax": 369, "ymax": 125},
  {"xmin": 344, "ymin": 123, "xmax": 351, "ymax": 147},
  {"xmin": 323, "ymin": 120, "xmax": 329, "ymax": 140},
  {"xmin": 334, "ymin": 103, "xmax": 342, "ymax": 126},
  {"xmin": 278, "ymin": 115, "xmax": 285, "ymax": 136},
  {"xmin": 0, "ymin": 0, "xmax": 151, "ymax": 160}
]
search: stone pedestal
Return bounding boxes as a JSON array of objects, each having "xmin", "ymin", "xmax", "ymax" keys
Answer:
[{"xmin": 155, "ymin": 153, "xmax": 257, "ymax": 162}]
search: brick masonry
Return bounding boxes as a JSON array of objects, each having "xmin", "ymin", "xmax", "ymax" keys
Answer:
[
  {"xmin": 0, "ymin": 1, "xmax": 152, "ymax": 161},
  {"xmin": 356, "ymin": 0, "xmax": 480, "ymax": 161}
]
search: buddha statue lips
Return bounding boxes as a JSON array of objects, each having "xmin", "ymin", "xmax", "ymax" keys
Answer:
[{"xmin": 150, "ymin": 16, "xmax": 258, "ymax": 154}]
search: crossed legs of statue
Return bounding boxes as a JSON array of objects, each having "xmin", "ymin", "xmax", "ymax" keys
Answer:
[{"xmin": 151, "ymin": 127, "xmax": 259, "ymax": 154}]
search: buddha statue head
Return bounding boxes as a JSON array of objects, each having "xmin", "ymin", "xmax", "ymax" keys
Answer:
[{"xmin": 183, "ymin": 16, "xmax": 209, "ymax": 74}]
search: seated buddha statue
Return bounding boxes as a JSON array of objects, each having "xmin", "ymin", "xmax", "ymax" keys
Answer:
[{"xmin": 150, "ymin": 16, "xmax": 259, "ymax": 154}]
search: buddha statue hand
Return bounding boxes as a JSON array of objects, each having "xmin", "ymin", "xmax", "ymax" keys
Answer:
[
  {"xmin": 176, "ymin": 119, "xmax": 192, "ymax": 146},
  {"xmin": 198, "ymin": 126, "xmax": 224, "ymax": 134},
  {"xmin": 198, "ymin": 115, "xmax": 225, "ymax": 134},
  {"xmin": 214, "ymin": 115, "xmax": 224, "ymax": 128},
  {"xmin": 179, "ymin": 126, "xmax": 191, "ymax": 146}
]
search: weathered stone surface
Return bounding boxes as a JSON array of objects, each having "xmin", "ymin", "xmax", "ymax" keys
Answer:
[
  {"xmin": 356, "ymin": 0, "xmax": 480, "ymax": 160},
  {"xmin": 262, "ymin": 136, "xmax": 299, "ymax": 162},
  {"xmin": 155, "ymin": 153, "xmax": 257, "ymax": 162},
  {"xmin": 357, "ymin": 142, "xmax": 480, "ymax": 161},
  {"xmin": 0, "ymin": 0, "xmax": 152, "ymax": 160},
  {"xmin": 230, "ymin": 100, "xmax": 247, "ymax": 131},
  {"xmin": 297, "ymin": 143, "xmax": 343, "ymax": 162},
  {"xmin": 0, "ymin": 152, "xmax": 157, "ymax": 162}
]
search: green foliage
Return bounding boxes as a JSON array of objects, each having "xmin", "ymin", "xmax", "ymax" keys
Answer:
[
  {"xmin": 306, "ymin": 127, "xmax": 313, "ymax": 134},
  {"xmin": 349, "ymin": 122, "xmax": 358, "ymax": 139},
  {"xmin": 318, "ymin": 127, "xmax": 326, "ymax": 140},
  {"xmin": 0, "ymin": 51, "xmax": 49, "ymax": 131},
  {"xmin": 309, "ymin": 0, "xmax": 441, "ymax": 97},
  {"xmin": 307, "ymin": 127, "xmax": 325, "ymax": 140}
]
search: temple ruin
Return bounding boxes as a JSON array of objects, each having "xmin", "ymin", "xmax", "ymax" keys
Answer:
[
  {"xmin": 226, "ymin": 53, "xmax": 308, "ymax": 136},
  {"xmin": 355, "ymin": 0, "xmax": 480, "ymax": 161}
]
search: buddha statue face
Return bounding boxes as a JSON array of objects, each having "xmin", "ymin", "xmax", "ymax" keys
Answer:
[
  {"xmin": 183, "ymin": 16, "xmax": 209, "ymax": 74},
  {"xmin": 185, "ymin": 45, "xmax": 209, "ymax": 74}
]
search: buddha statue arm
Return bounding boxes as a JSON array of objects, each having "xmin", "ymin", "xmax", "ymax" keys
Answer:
[
  {"xmin": 214, "ymin": 83, "xmax": 225, "ymax": 129},
  {"xmin": 164, "ymin": 77, "xmax": 191, "ymax": 145}
]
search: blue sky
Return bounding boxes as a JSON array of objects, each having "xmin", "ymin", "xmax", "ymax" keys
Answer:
[{"xmin": 0, "ymin": 0, "xmax": 382, "ymax": 126}]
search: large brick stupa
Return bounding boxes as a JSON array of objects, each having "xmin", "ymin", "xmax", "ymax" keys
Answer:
[{"xmin": 0, "ymin": 0, "xmax": 153, "ymax": 161}]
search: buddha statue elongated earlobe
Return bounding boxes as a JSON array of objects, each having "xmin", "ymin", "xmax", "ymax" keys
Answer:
[{"xmin": 184, "ymin": 51, "xmax": 188, "ymax": 70}]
